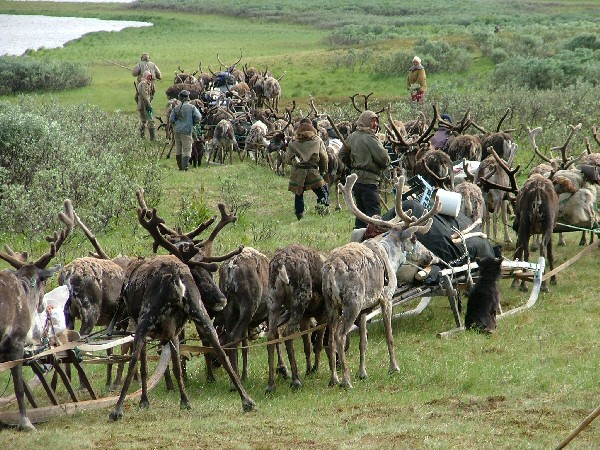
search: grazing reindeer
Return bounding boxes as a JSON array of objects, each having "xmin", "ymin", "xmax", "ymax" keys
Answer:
[
  {"xmin": 266, "ymin": 244, "xmax": 327, "ymax": 393},
  {"xmin": 465, "ymin": 256, "xmax": 503, "ymax": 333},
  {"xmin": 323, "ymin": 174, "xmax": 441, "ymax": 388},
  {"xmin": 109, "ymin": 204, "xmax": 255, "ymax": 422},
  {"xmin": 0, "ymin": 200, "xmax": 74, "ymax": 431},
  {"xmin": 512, "ymin": 173, "xmax": 559, "ymax": 292}
]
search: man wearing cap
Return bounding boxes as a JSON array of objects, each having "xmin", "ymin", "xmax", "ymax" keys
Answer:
[
  {"xmin": 339, "ymin": 110, "xmax": 391, "ymax": 229},
  {"xmin": 284, "ymin": 120, "xmax": 329, "ymax": 220},
  {"xmin": 407, "ymin": 56, "xmax": 427, "ymax": 102},
  {"xmin": 132, "ymin": 53, "xmax": 162, "ymax": 101},
  {"xmin": 137, "ymin": 71, "xmax": 156, "ymax": 140},
  {"xmin": 169, "ymin": 90, "xmax": 202, "ymax": 171}
]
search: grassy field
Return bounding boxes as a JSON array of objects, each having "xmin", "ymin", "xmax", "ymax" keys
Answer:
[{"xmin": 1, "ymin": 1, "xmax": 600, "ymax": 449}]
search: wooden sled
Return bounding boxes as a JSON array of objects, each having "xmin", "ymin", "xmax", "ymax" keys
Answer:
[{"xmin": 0, "ymin": 334, "xmax": 169, "ymax": 427}]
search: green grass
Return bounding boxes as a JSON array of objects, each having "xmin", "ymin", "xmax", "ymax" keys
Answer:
[{"xmin": 1, "ymin": 1, "xmax": 600, "ymax": 448}]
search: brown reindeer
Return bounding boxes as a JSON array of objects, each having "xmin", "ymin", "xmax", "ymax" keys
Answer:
[
  {"xmin": 108, "ymin": 203, "xmax": 255, "ymax": 422},
  {"xmin": 512, "ymin": 173, "xmax": 559, "ymax": 292},
  {"xmin": 266, "ymin": 244, "xmax": 328, "ymax": 393},
  {"xmin": 218, "ymin": 247, "xmax": 271, "ymax": 383},
  {"xmin": 0, "ymin": 200, "xmax": 74, "ymax": 431},
  {"xmin": 323, "ymin": 174, "xmax": 441, "ymax": 388},
  {"xmin": 474, "ymin": 146, "xmax": 520, "ymax": 244}
]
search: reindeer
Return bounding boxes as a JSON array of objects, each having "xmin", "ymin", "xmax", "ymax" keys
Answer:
[
  {"xmin": 207, "ymin": 118, "xmax": 239, "ymax": 165},
  {"xmin": 266, "ymin": 244, "xmax": 328, "ymax": 393},
  {"xmin": 108, "ymin": 203, "xmax": 256, "ymax": 422},
  {"xmin": 0, "ymin": 199, "xmax": 74, "ymax": 431},
  {"xmin": 512, "ymin": 173, "xmax": 559, "ymax": 292},
  {"xmin": 217, "ymin": 247, "xmax": 271, "ymax": 383},
  {"xmin": 323, "ymin": 174, "xmax": 441, "ymax": 388},
  {"xmin": 263, "ymin": 73, "xmax": 284, "ymax": 112},
  {"xmin": 527, "ymin": 124, "xmax": 597, "ymax": 246},
  {"xmin": 473, "ymin": 145, "xmax": 519, "ymax": 244}
]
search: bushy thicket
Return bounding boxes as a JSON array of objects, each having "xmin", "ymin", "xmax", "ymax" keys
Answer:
[
  {"xmin": 333, "ymin": 39, "xmax": 472, "ymax": 77},
  {"xmin": 0, "ymin": 56, "xmax": 91, "ymax": 95},
  {"xmin": 0, "ymin": 98, "xmax": 161, "ymax": 238},
  {"xmin": 471, "ymin": 29, "xmax": 600, "ymax": 89}
]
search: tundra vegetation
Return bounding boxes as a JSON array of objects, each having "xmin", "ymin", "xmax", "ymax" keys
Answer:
[{"xmin": 0, "ymin": 0, "xmax": 600, "ymax": 448}]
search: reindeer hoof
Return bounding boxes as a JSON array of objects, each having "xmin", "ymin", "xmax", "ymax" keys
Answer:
[
  {"xmin": 242, "ymin": 398, "xmax": 257, "ymax": 412},
  {"xmin": 328, "ymin": 377, "xmax": 339, "ymax": 387},
  {"xmin": 108, "ymin": 410, "xmax": 123, "ymax": 422},
  {"xmin": 265, "ymin": 384, "xmax": 276, "ymax": 395},
  {"xmin": 17, "ymin": 418, "xmax": 35, "ymax": 432},
  {"xmin": 340, "ymin": 380, "xmax": 354, "ymax": 389},
  {"xmin": 180, "ymin": 400, "xmax": 192, "ymax": 411},
  {"xmin": 519, "ymin": 284, "xmax": 529, "ymax": 293},
  {"xmin": 139, "ymin": 398, "xmax": 150, "ymax": 409},
  {"xmin": 358, "ymin": 371, "xmax": 368, "ymax": 380},
  {"xmin": 276, "ymin": 365, "xmax": 289, "ymax": 379},
  {"xmin": 290, "ymin": 379, "xmax": 302, "ymax": 389}
]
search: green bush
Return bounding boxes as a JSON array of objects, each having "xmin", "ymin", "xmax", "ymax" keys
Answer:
[
  {"xmin": 0, "ymin": 98, "xmax": 161, "ymax": 238},
  {"xmin": 564, "ymin": 33, "xmax": 600, "ymax": 51},
  {"xmin": 0, "ymin": 56, "xmax": 91, "ymax": 95},
  {"xmin": 413, "ymin": 38, "xmax": 473, "ymax": 73},
  {"xmin": 491, "ymin": 49, "xmax": 600, "ymax": 89}
]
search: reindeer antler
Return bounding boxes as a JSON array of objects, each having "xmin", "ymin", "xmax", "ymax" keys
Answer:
[
  {"xmin": 340, "ymin": 174, "xmax": 441, "ymax": 234},
  {"xmin": 0, "ymin": 199, "xmax": 75, "ymax": 269}
]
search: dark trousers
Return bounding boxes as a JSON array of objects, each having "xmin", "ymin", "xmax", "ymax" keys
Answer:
[
  {"xmin": 352, "ymin": 182, "xmax": 381, "ymax": 229},
  {"xmin": 294, "ymin": 185, "xmax": 329, "ymax": 215}
]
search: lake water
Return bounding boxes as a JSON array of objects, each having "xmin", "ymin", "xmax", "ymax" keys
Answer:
[{"xmin": 0, "ymin": 13, "xmax": 150, "ymax": 56}]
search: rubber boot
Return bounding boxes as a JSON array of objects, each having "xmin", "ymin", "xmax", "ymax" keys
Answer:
[
  {"xmin": 181, "ymin": 156, "xmax": 189, "ymax": 171},
  {"xmin": 149, "ymin": 126, "xmax": 156, "ymax": 142},
  {"xmin": 176, "ymin": 155, "xmax": 182, "ymax": 170}
]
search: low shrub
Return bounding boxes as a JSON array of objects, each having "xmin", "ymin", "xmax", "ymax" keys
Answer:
[
  {"xmin": 0, "ymin": 56, "xmax": 91, "ymax": 95},
  {"xmin": 0, "ymin": 98, "xmax": 161, "ymax": 238}
]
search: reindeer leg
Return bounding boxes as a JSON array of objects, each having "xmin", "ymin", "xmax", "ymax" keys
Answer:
[
  {"xmin": 284, "ymin": 309, "xmax": 303, "ymax": 389},
  {"xmin": 169, "ymin": 337, "xmax": 191, "ymax": 410},
  {"xmin": 241, "ymin": 333, "xmax": 249, "ymax": 383},
  {"xmin": 109, "ymin": 331, "xmax": 145, "ymax": 421},
  {"xmin": 266, "ymin": 301, "xmax": 281, "ymax": 394},
  {"xmin": 381, "ymin": 297, "xmax": 400, "ymax": 374},
  {"xmin": 357, "ymin": 313, "xmax": 368, "ymax": 380},
  {"xmin": 558, "ymin": 232, "xmax": 566, "ymax": 246},
  {"xmin": 338, "ymin": 304, "xmax": 360, "ymax": 389},
  {"xmin": 502, "ymin": 200, "xmax": 512, "ymax": 244},
  {"xmin": 326, "ymin": 315, "xmax": 340, "ymax": 387},
  {"xmin": 193, "ymin": 309, "xmax": 255, "ymax": 411},
  {"xmin": 311, "ymin": 321, "xmax": 326, "ymax": 374},
  {"xmin": 139, "ymin": 340, "xmax": 149, "ymax": 408},
  {"xmin": 10, "ymin": 344, "xmax": 35, "ymax": 431},
  {"xmin": 300, "ymin": 317, "xmax": 313, "ymax": 376}
]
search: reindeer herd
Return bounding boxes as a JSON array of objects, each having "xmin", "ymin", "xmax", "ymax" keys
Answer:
[{"xmin": 2, "ymin": 93, "xmax": 600, "ymax": 431}]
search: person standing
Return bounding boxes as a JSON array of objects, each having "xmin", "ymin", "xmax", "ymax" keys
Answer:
[
  {"xmin": 137, "ymin": 71, "xmax": 156, "ymax": 140},
  {"xmin": 339, "ymin": 110, "xmax": 391, "ymax": 229},
  {"xmin": 132, "ymin": 52, "xmax": 161, "ymax": 101},
  {"xmin": 407, "ymin": 56, "xmax": 427, "ymax": 102},
  {"xmin": 284, "ymin": 121, "xmax": 329, "ymax": 220},
  {"xmin": 169, "ymin": 90, "xmax": 202, "ymax": 171}
]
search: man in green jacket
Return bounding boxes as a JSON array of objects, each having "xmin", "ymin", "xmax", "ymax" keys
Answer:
[{"xmin": 339, "ymin": 110, "xmax": 391, "ymax": 229}]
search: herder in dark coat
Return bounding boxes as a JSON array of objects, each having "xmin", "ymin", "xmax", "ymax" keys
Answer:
[{"xmin": 284, "ymin": 121, "xmax": 329, "ymax": 220}]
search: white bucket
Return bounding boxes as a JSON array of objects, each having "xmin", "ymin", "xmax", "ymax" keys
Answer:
[{"xmin": 435, "ymin": 189, "xmax": 462, "ymax": 218}]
